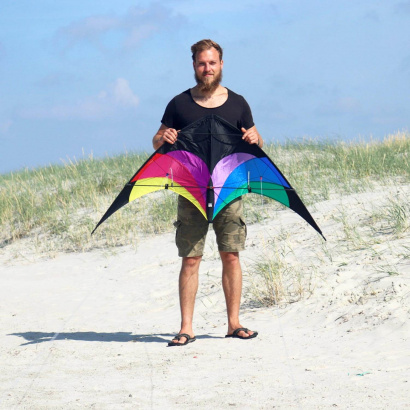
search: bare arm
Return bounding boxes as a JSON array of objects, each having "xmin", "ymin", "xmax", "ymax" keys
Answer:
[
  {"xmin": 241, "ymin": 125, "xmax": 263, "ymax": 148},
  {"xmin": 152, "ymin": 124, "xmax": 179, "ymax": 150}
]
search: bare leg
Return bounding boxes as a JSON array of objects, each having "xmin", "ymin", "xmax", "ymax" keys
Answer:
[
  {"xmin": 171, "ymin": 255, "xmax": 201, "ymax": 344},
  {"xmin": 220, "ymin": 251, "xmax": 255, "ymax": 338}
]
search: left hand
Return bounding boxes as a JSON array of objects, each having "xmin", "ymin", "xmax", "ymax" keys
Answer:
[{"xmin": 241, "ymin": 126, "xmax": 262, "ymax": 146}]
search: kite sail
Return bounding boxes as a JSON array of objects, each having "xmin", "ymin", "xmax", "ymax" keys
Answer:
[{"xmin": 92, "ymin": 115, "xmax": 325, "ymax": 239}]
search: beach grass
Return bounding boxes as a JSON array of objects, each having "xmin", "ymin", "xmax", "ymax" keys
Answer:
[
  {"xmin": 245, "ymin": 132, "xmax": 409, "ymax": 306},
  {"xmin": 0, "ymin": 131, "xmax": 408, "ymax": 258}
]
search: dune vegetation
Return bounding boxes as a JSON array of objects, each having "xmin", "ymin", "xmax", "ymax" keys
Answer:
[{"xmin": 1, "ymin": 132, "xmax": 408, "ymax": 258}]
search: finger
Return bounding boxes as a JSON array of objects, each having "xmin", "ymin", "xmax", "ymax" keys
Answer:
[
  {"xmin": 166, "ymin": 128, "xmax": 177, "ymax": 135},
  {"xmin": 164, "ymin": 133, "xmax": 176, "ymax": 144}
]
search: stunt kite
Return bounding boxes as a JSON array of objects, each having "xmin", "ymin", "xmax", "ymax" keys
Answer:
[{"xmin": 92, "ymin": 115, "xmax": 325, "ymax": 239}]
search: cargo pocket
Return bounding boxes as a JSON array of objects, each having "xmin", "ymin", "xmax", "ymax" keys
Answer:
[
  {"xmin": 239, "ymin": 217, "xmax": 247, "ymax": 239},
  {"xmin": 173, "ymin": 220, "xmax": 182, "ymax": 244}
]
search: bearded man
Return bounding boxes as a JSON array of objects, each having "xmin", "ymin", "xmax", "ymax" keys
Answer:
[{"xmin": 152, "ymin": 39, "xmax": 263, "ymax": 346}]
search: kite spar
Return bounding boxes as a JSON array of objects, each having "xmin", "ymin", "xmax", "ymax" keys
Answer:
[{"xmin": 92, "ymin": 115, "xmax": 325, "ymax": 240}]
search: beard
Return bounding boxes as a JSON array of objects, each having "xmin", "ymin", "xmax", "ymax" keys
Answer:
[{"xmin": 194, "ymin": 70, "xmax": 223, "ymax": 93}]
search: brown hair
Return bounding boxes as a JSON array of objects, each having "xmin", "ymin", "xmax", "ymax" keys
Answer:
[{"xmin": 191, "ymin": 39, "xmax": 223, "ymax": 62}]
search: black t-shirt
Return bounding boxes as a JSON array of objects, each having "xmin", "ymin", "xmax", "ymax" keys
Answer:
[{"xmin": 161, "ymin": 88, "xmax": 254, "ymax": 131}]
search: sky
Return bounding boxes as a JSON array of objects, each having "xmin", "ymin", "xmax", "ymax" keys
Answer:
[{"xmin": 1, "ymin": 0, "xmax": 409, "ymax": 173}]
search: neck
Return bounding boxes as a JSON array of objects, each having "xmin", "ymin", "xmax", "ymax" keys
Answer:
[{"xmin": 191, "ymin": 84, "xmax": 225, "ymax": 99}]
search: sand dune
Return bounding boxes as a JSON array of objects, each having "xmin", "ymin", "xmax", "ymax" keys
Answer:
[{"xmin": 1, "ymin": 185, "xmax": 409, "ymax": 409}]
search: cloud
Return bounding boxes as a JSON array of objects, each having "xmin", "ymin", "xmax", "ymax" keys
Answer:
[
  {"xmin": 20, "ymin": 78, "xmax": 139, "ymax": 120},
  {"xmin": 106, "ymin": 77, "xmax": 139, "ymax": 107},
  {"xmin": 56, "ymin": 15, "xmax": 119, "ymax": 50},
  {"xmin": 56, "ymin": 4, "xmax": 185, "ymax": 52}
]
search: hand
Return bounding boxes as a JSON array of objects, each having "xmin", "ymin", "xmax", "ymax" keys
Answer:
[
  {"xmin": 162, "ymin": 128, "xmax": 178, "ymax": 144},
  {"xmin": 241, "ymin": 126, "xmax": 261, "ymax": 146}
]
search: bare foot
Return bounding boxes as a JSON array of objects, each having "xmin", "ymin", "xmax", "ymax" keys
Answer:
[
  {"xmin": 169, "ymin": 328, "xmax": 195, "ymax": 345},
  {"xmin": 226, "ymin": 326, "xmax": 257, "ymax": 339}
]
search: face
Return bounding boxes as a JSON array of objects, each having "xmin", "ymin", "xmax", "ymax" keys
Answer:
[{"xmin": 193, "ymin": 47, "xmax": 223, "ymax": 92}]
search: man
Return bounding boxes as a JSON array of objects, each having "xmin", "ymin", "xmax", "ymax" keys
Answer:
[{"xmin": 152, "ymin": 39, "xmax": 263, "ymax": 346}]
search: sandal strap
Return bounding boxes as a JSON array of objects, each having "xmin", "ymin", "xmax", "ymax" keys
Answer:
[
  {"xmin": 174, "ymin": 333, "xmax": 191, "ymax": 341},
  {"xmin": 232, "ymin": 328, "xmax": 248, "ymax": 337}
]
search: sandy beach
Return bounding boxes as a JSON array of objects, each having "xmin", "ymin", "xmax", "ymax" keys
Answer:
[{"xmin": 1, "ymin": 184, "xmax": 409, "ymax": 409}]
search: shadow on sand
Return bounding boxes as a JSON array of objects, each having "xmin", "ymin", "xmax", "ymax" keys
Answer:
[{"xmin": 8, "ymin": 331, "xmax": 222, "ymax": 346}]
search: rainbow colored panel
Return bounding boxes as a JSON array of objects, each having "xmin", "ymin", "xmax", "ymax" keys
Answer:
[{"xmin": 92, "ymin": 115, "xmax": 324, "ymax": 239}]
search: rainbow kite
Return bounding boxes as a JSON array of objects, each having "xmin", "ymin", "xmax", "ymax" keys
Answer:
[{"xmin": 92, "ymin": 115, "xmax": 324, "ymax": 239}]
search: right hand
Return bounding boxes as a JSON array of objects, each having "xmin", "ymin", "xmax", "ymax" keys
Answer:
[{"xmin": 162, "ymin": 128, "xmax": 178, "ymax": 144}]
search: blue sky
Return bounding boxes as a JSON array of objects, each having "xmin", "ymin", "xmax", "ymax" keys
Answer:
[{"xmin": 1, "ymin": 0, "xmax": 409, "ymax": 173}]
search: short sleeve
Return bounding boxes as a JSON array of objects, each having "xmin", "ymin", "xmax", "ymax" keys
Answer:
[
  {"xmin": 241, "ymin": 97, "xmax": 255, "ymax": 130},
  {"xmin": 161, "ymin": 98, "xmax": 177, "ymax": 128}
]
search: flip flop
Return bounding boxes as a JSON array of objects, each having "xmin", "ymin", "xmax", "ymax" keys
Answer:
[
  {"xmin": 168, "ymin": 333, "xmax": 197, "ymax": 347},
  {"xmin": 225, "ymin": 328, "xmax": 258, "ymax": 339}
]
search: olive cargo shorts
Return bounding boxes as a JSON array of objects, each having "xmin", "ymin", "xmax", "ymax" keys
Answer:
[{"xmin": 174, "ymin": 196, "xmax": 247, "ymax": 257}]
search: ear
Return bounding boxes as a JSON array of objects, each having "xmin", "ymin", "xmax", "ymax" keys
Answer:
[{"xmin": 220, "ymin": 59, "xmax": 224, "ymax": 69}]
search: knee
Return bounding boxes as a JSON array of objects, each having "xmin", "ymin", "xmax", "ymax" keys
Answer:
[
  {"xmin": 220, "ymin": 251, "xmax": 240, "ymax": 268},
  {"xmin": 181, "ymin": 256, "xmax": 201, "ymax": 274}
]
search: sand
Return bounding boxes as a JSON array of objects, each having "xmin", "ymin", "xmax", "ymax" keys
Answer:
[{"xmin": 1, "ymin": 185, "xmax": 409, "ymax": 409}]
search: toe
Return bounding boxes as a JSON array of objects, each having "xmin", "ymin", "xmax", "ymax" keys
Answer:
[{"xmin": 238, "ymin": 330, "xmax": 251, "ymax": 338}]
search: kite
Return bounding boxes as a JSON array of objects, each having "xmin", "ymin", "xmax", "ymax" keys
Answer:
[{"xmin": 92, "ymin": 115, "xmax": 325, "ymax": 239}]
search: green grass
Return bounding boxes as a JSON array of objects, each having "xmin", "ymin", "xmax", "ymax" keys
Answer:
[
  {"xmin": 245, "ymin": 133, "xmax": 409, "ymax": 306},
  {"xmin": 263, "ymin": 132, "xmax": 409, "ymax": 203},
  {"xmin": 1, "ymin": 132, "xmax": 409, "ymax": 256},
  {"xmin": 246, "ymin": 235, "xmax": 315, "ymax": 306}
]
